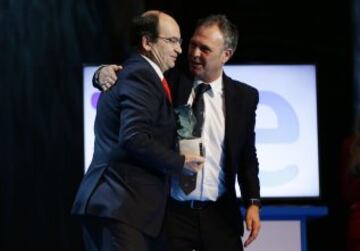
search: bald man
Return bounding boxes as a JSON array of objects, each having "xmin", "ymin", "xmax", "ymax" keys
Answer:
[{"xmin": 71, "ymin": 11, "xmax": 204, "ymax": 251}]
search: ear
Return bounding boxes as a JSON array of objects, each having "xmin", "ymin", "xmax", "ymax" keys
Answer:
[
  {"xmin": 222, "ymin": 48, "xmax": 234, "ymax": 64},
  {"xmin": 142, "ymin": 35, "xmax": 152, "ymax": 51}
]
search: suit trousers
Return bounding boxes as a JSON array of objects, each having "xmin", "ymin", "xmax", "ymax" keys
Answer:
[
  {"xmin": 80, "ymin": 216, "xmax": 166, "ymax": 251},
  {"xmin": 165, "ymin": 199, "xmax": 244, "ymax": 251}
]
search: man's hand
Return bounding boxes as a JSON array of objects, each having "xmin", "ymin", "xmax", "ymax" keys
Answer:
[
  {"xmin": 99, "ymin": 65, "xmax": 122, "ymax": 91},
  {"xmin": 183, "ymin": 154, "xmax": 205, "ymax": 173},
  {"xmin": 243, "ymin": 205, "xmax": 261, "ymax": 247}
]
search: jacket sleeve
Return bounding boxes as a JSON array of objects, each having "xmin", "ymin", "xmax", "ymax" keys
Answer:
[
  {"xmin": 92, "ymin": 65, "xmax": 106, "ymax": 91},
  {"xmin": 237, "ymin": 88, "xmax": 261, "ymax": 202}
]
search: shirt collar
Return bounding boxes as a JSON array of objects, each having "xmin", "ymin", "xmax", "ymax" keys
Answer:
[
  {"xmin": 194, "ymin": 74, "xmax": 223, "ymax": 95},
  {"xmin": 141, "ymin": 55, "xmax": 164, "ymax": 80}
]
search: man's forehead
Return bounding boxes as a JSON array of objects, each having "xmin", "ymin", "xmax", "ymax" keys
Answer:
[{"xmin": 142, "ymin": 10, "xmax": 161, "ymax": 17}]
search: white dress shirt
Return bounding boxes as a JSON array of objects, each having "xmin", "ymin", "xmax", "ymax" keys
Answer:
[{"xmin": 171, "ymin": 74, "xmax": 226, "ymax": 201}]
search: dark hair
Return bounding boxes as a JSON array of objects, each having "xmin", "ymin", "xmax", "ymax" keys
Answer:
[
  {"xmin": 196, "ymin": 14, "xmax": 238, "ymax": 52},
  {"xmin": 130, "ymin": 13, "xmax": 159, "ymax": 49}
]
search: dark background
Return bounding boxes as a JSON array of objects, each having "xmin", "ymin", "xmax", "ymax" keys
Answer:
[{"xmin": 0, "ymin": 0, "xmax": 357, "ymax": 250}]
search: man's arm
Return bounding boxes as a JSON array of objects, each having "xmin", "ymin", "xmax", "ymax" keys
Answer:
[
  {"xmin": 237, "ymin": 88, "xmax": 261, "ymax": 247},
  {"xmin": 237, "ymin": 88, "xmax": 261, "ymax": 202},
  {"xmin": 94, "ymin": 65, "xmax": 203, "ymax": 174},
  {"xmin": 114, "ymin": 69, "xmax": 203, "ymax": 175}
]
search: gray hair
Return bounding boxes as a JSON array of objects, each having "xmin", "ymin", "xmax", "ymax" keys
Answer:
[{"xmin": 196, "ymin": 14, "xmax": 239, "ymax": 52}]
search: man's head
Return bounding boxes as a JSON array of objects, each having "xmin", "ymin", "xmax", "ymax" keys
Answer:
[
  {"xmin": 188, "ymin": 15, "xmax": 238, "ymax": 83},
  {"xmin": 131, "ymin": 10, "xmax": 182, "ymax": 72}
]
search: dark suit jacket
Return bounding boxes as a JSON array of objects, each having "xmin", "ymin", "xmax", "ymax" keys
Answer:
[
  {"xmin": 72, "ymin": 54, "xmax": 184, "ymax": 237},
  {"xmin": 167, "ymin": 66, "xmax": 260, "ymax": 235}
]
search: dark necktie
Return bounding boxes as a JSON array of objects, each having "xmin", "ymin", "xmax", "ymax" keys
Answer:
[
  {"xmin": 192, "ymin": 83, "xmax": 211, "ymax": 137},
  {"xmin": 180, "ymin": 83, "xmax": 211, "ymax": 195}
]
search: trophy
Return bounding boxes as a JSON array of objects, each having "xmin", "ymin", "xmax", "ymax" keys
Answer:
[{"xmin": 174, "ymin": 104, "xmax": 204, "ymax": 157}]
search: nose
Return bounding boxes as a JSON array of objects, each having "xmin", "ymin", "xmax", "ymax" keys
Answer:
[
  {"xmin": 190, "ymin": 46, "xmax": 200, "ymax": 57},
  {"xmin": 175, "ymin": 43, "xmax": 182, "ymax": 55}
]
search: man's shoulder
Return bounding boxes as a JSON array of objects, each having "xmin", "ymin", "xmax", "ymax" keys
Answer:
[
  {"xmin": 117, "ymin": 54, "xmax": 156, "ymax": 79},
  {"xmin": 224, "ymin": 74, "xmax": 258, "ymax": 95},
  {"xmin": 121, "ymin": 54, "xmax": 149, "ymax": 72},
  {"xmin": 112, "ymin": 54, "xmax": 163, "ymax": 96}
]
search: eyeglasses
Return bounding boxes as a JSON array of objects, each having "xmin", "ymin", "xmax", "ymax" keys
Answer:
[{"xmin": 158, "ymin": 36, "xmax": 183, "ymax": 46}]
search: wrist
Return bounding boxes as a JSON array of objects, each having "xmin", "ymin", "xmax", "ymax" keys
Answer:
[
  {"xmin": 94, "ymin": 65, "xmax": 106, "ymax": 85},
  {"xmin": 247, "ymin": 198, "xmax": 262, "ymax": 209}
]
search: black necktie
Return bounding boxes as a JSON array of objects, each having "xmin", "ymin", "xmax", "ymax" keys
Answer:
[
  {"xmin": 192, "ymin": 83, "xmax": 211, "ymax": 137},
  {"xmin": 180, "ymin": 83, "xmax": 211, "ymax": 195}
]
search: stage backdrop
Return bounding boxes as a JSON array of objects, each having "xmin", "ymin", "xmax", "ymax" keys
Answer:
[{"xmin": 83, "ymin": 64, "xmax": 319, "ymax": 199}]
